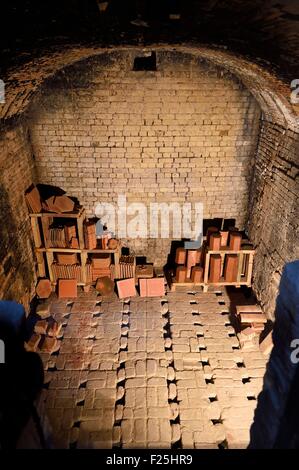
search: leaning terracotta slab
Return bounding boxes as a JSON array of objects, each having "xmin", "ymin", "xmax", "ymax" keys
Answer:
[
  {"xmin": 139, "ymin": 278, "xmax": 165, "ymax": 297},
  {"xmin": 45, "ymin": 195, "xmax": 74, "ymax": 213},
  {"xmin": 117, "ymin": 278, "xmax": 137, "ymax": 299},
  {"xmin": 25, "ymin": 185, "xmax": 43, "ymax": 213},
  {"xmin": 58, "ymin": 279, "xmax": 77, "ymax": 298}
]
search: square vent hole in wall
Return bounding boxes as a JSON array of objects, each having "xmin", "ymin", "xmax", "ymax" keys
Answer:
[{"xmin": 133, "ymin": 52, "xmax": 157, "ymax": 71}]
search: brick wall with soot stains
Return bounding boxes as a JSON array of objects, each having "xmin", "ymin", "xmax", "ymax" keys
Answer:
[
  {"xmin": 28, "ymin": 50, "xmax": 261, "ymax": 266},
  {"xmin": 0, "ymin": 124, "xmax": 37, "ymax": 309},
  {"xmin": 248, "ymin": 122, "xmax": 299, "ymax": 319}
]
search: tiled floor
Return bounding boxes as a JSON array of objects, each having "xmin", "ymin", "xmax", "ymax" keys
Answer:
[{"xmin": 37, "ymin": 286, "xmax": 268, "ymax": 449}]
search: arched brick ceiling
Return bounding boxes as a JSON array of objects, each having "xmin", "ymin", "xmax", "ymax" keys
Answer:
[
  {"xmin": 1, "ymin": 45, "xmax": 298, "ymax": 132},
  {"xmin": 1, "ymin": 1, "xmax": 299, "ymax": 76}
]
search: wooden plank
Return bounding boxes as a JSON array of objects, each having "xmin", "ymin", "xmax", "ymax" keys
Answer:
[
  {"xmin": 29, "ymin": 207, "xmax": 84, "ymax": 219},
  {"xmin": 77, "ymin": 216, "xmax": 85, "ymax": 249},
  {"xmin": 246, "ymin": 252, "xmax": 254, "ymax": 286},
  {"xmin": 45, "ymin": 252, "xmax": 55, "ymax": 283},
  {"xmin": 36, "ymin": 252, "xmax": 46, "ymax": 278},
  {"xmin": 30, "ymin": 217, "xmax": 42, "ymax": 248},
  {"xmin": 36, "ymin": 247, "xmax": 119, "ymax": 254},
  {"xmin": 203, "ymin": 251, "xmax": 210, "ymax": 285},
  {"xmin": 237, "ymin": 253, "xmax": 244, "ymax": 283},
  {"xmin": 81, "ymin": 251, "xmax": 88, "ymax": 285},
  {"xmin": 41, "ymin": 217, "xmax": 51, "ymax": 248},
  {"xmin": 207, "ymin": 248, "xmax": 255, "ymax": 254}
]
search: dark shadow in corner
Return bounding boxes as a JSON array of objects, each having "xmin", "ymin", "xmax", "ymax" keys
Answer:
[
  {"xmin": 248, "ymin": 261, "xmax": 299, "ymax": 449},
  {"xmin": 0, "ymin": 301, "xmax": 45, "ymax": 449}
]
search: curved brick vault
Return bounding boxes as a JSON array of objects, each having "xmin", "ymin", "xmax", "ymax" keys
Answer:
[
  {"xmin": 1, "ymin": 44, "xmax": 299, "ymax": 130},
  {"xmin": 0, "ymin": 44, "xmax": 298, "ymax": 318}
]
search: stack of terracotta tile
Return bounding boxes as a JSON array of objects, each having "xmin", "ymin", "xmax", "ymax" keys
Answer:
[
  {"xmin": 48, "ymin": 226, "xmax": 67, "ymax": 248},
  {"xmin": 64, "ymin": 223, "xmax": 78, "ymax": 248},
  {"xmin": 115, "ymin": 255, "xmax": 136, "ymax": 279},
  {"xmin": 84, "ymin": 220, "xmax": 97, "ymax": 249},
  {"xmin": 52, "ymin": 263, "xmax": 83, "ymax": 283},
  {"xmin": 91, "ymin": 253, "xmax": 114, "ymax": 282},
  {"xmin": 174, "ymin": 247, "xmax": 203, "ymax": 283},
  {"xmin": 236, "ymin": 305, "xmax": 267, "ymax": 333}
]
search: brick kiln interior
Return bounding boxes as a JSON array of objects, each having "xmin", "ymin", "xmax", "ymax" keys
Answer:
[{"xmin": 0, "ymin": 44, "xmax": 298, "ymax": 449}]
